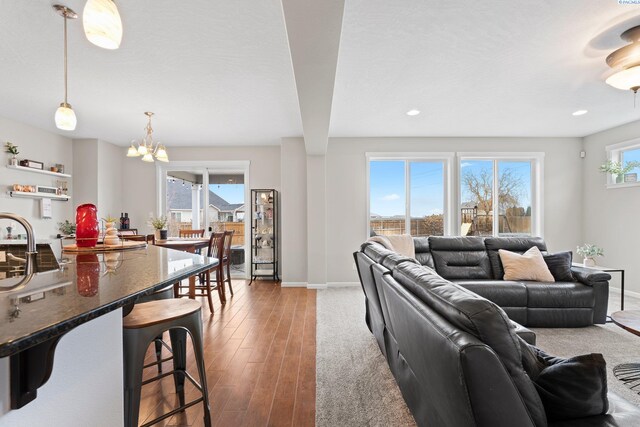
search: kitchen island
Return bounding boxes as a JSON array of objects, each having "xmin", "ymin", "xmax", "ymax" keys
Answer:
[{"xmin": 0, "ymin": 244, "xmax": 218, "ymax": 426}]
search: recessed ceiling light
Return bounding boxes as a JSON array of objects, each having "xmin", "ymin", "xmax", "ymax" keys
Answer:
[
  {"xmin": 572, "ymin": 110, "xmax": 588, "ymax": 116},
  {"xmin": 406, "ymin": 109, "xmax": 420, "ymax": 116}
]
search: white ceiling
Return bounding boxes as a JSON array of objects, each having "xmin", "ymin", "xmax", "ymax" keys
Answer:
[
  {"xmin": 330, "ymin": 0, "xmax": 640, "ymax": 138},
  {"xmin": 0, "ymin": 0, "xmax": 302, "ymax": 146},
  {"xmin": 2, "ymin": 1, "xmax": 640, "ymax": 148}
]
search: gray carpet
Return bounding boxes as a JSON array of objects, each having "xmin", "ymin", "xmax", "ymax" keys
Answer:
[
  {"xmin": 316, "ymin": 287, "xmax": 416, "ymax": 426},
  {"xmin": 534, "ymin": 324, "xmax": 640, "ymax": 405},
  {"xmin": 316, "ymin": 287, "xmax": 640, "ymax": 425}
]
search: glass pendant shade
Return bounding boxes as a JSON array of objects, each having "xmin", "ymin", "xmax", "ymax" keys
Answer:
[
  {"xmin": 126, "ymin": 143, "xmax": 140, "ymax": 157},
  {"xmin": 82, "ymin": 0, "xmax": 123, "ymax": 50},
  {"xmin": 137, "ymin": 144, "xmax": 148, "ymax": 155},
  {"xmin": 141, "ymin": 152, "xmax": 155, "ymax": 162},
  {"xmin": 605, "ymin": 66, "xmax": 640, "ymax": 91},
  {"xmin": 55, "ymin": 103, "xmax": 77, "ymax": 131},
  {"xmin": 155, "ymin": 146, "xmax": 169, "ymax": 162}
]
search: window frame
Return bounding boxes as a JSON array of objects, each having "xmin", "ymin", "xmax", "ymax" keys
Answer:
[
  {"xmin": 366, "ymin": 152, "xmax": 455, "ymax": 238},
  {"xmin": 456, "ymin": 152, "xmax": 544, "ymax": 238},
  {"xmin": 605, "ymin": 137, "xmax": 640, "ymax": 189}
]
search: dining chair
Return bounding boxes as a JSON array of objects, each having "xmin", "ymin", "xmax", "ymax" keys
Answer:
[
  {"xmin": 173, "ymin": 232, "xmax": 225, "ymax": 313},
  {"xmin": 221, "ymin": 230, "xmax": 234, "ymax": 297},
  {"xmin": 179, "ymin": 229, "xmax": 205, "ymax": 238},
  {"xmin": 121, "ymin": 234, "xmax": 147, "ymax": 242}
]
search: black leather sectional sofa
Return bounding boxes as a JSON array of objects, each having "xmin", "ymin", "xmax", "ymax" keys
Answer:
[
  {"xmin": 410, "ymin": 236, "xmax": 609, "ymax": 326},
  {"xmin": 354, "ymin": 237, "xmax": 640, "ymax": 427}
]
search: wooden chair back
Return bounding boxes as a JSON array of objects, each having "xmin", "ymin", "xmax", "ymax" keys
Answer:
[
  {"xmin": 179, "ymin": 229, "xmax": 205, "ymax": 238},
  {"xmin": 222, "ymin": 230, "xmax": 234, "ymax": 261},
  {"xmin": 207, "ymin": 232, "xmax": 225, "ymax": 259}
]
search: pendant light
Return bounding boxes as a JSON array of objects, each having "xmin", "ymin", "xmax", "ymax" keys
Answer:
[
  {"xmin": 82, "ymin": 0, "xmax": 123, "ymax": 50},
  {"xmin": 53, "ymin": 5, "xmax": 78, "ymax": 131},
  {"xmin": 127, "ymin": 112, "xmax": 169, "ymax": 163}
]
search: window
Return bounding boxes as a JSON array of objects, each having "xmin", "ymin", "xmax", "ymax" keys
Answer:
[
  {"xmin": 459, "ymin": 154, "xmax": 541, "ymax": 237},
  {"xmin": 368, "ymin": 156, "xmax": 451, "ymax": 237},
  {"xmin": 605, "ymin": 138, "xmax": 640, "ymax": 187}
]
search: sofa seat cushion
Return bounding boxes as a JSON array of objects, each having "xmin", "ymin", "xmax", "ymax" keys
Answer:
[
  {"xmin": 525, "ymin": 282, "xmax": 595, "ymax": 308},
  {"xmin": 452, "ymin": 280, "xmax": 527, "ymax": 307}
]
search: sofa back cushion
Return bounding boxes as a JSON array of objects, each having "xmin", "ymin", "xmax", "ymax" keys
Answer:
[
  {"xmin": 361, "ymin": 242, "xmax": 395, "ymax": 263},
  {"xmin": 392, "ymin": 261, "xmax": 547, "ymax": 427},
  {"xmin": 485, "ymin": 237, "xmax": 548, "ymax": 279},
  {"xmin": 413, "ymin": 236, "xmax": 435, "ymax": 269},
  {"xmin": 429, "ymin": 237, "xmax": 492, "ymax": 280}
]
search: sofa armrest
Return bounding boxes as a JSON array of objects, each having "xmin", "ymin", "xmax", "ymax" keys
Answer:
[
  {"xmin": 571, "ymin": 266, "xmax": 611, "ymax": 285},
  {"xmin": 511, "ymin": 321, "xmax": 536, "ymax": 346}
]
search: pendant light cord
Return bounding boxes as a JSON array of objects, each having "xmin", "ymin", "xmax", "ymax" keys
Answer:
[{"xmin": 63, "ymin": 13, "xmax": 68, "ymax": 105}]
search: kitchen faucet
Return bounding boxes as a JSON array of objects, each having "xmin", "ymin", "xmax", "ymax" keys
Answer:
[{"xmin": 0, "ymin": 213, "xmax": 37, "ymax": 276}]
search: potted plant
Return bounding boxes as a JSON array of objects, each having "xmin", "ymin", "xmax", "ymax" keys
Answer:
[
  {"xmin": 58, "ymin": 220, "xmax": 76, "ymax": 237},
  {"xmin": 5, "ymin": 142, "xmax": 19, "ymax": 166},
  {"xmin": 149, "ymin": 216, "xmax": 168, "ymax": 240},
  {"xmin": 577, "ymin": 244, "xmax": 604, "ymax": 268},
  {"xmin": 599, "ymin": 160, "xmax": 640, "ymax": 184}
]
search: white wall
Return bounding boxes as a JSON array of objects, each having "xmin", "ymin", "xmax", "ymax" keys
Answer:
[
  {"xmin": 582, "ymin": 120, "xmax": 640, "ymax": 293},
  {"xmin": 0, "ymin": 116, "xmax": 73, "ymax": 247},
  {"xmin": 324, "ymin": 137, "xmax": 584, "ymax": 283},
  {"xmin": 281, "ymin": 138, "xmax": 308, "ymax": 284},
  {"xmin": 0, "ymin": 309, "xmax": 124, "ymax": 427},
  {"xmin": 73, "ymin": 139, "xmax": 123, "ymax": 220}
]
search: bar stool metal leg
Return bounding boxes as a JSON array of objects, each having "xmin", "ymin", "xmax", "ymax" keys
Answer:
[
  {"xmin": 184, "ymin": 312, "xmax": 212, "ymax": 426},
  {"xmin": 169, "ymin": 328, "xmax": 187, "ymax": 408}
]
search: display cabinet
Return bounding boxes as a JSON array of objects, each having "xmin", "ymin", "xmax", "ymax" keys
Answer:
[{"xmin": 250, "ymin": 189, "xmax": 278, "ymax": 283}]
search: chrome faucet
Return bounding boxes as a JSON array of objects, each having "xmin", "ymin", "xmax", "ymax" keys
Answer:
[{"xmin": 0, "ymin": 213, "xmax": 36, "ymax": 254}]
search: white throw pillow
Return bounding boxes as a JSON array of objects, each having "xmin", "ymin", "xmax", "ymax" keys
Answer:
[{"xmin": 499, "ymin": 246, "xmax": 555, "ymax": 283}]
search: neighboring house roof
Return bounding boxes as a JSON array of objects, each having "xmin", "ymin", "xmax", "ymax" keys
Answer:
[{"xmin": 166, "ymin": 180, "xmax": 244, "ymax": 212}]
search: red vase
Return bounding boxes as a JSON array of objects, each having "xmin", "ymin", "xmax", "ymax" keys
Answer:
[
  {"xmin": 76, "ymin": 203, "xmax": 99, "ymax": 248},
  {"xmin": 76, "ymin": 254, "xmax": 100, "ymax": 297}
]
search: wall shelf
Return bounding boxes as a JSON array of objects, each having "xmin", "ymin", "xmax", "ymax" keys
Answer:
[
  {"xmin": 8, "ymin": 191, "xmax": 69, "ymax": 201},
  {"xmin": 6, "ymin": 164, "xmax": 71, "ymax": 178}
]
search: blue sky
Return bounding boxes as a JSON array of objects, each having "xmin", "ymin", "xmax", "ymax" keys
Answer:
[
  {"xmin": 370, "ymin": 161, "xmax": 443, "ymax": 217},
  {"xmin": 210, "ymin": 184, "xmax": 245, "ymax": 204},
  {"xmin": 623, "ymin": 148, "xmax": 640, "ymax": 175},
  {"xmin": 370, "ymin": 160, "xmax": 531, "ymax": 218}
]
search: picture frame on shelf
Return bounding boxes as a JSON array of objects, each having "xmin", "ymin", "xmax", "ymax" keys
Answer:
[{"xmin": 19, "ymin": 159, "xmax": 44, "ymax": 170}]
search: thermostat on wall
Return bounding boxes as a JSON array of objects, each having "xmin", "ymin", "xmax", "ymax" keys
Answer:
[{"xmin": 40, "ymin": 197, "xmax": 52, "ymax": 219}]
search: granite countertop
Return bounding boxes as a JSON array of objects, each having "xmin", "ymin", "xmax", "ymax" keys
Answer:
[{"xmin": 0, "ymin": 245, "xmax": 218, "ymax": 358}]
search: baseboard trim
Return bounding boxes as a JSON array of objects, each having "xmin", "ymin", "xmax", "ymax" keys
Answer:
[
  {"xmin": 307, "ymin": 283, "xmax": 328, "ymax": 289},
  {"xmin": 326, "ymin": 282, "xmax": 360, "ymax": 287},
  {"xmin": 281, "ymin": 282, "xmax": 308, "ymax": 288}
]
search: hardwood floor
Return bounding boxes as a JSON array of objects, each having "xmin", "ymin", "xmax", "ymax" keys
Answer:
[{"xmin": 136, "ymin": 280, "xmax": 316, "ymax": 427}]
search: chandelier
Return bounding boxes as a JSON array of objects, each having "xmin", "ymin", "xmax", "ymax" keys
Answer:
[{"xmin": 126, "ymin": 112, "xmax": 169, "ymax": 162}]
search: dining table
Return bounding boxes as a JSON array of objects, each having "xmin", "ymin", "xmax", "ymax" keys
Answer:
[{"xmin": 153, "ymin": 238, "xmax": 214, "ymax": 299}]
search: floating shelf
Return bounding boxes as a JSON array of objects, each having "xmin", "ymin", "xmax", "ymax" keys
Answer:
[
  {"xmin": 8, "ymin": 191, "xmax": 69, "ymax": 201},
  {"xmin": 7, "ymin": 164, "xmax": 71, "ymax": 178}
]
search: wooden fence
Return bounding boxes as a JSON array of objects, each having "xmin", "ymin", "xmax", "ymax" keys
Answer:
[{"xmin": 174, "ymin": 221, "xmax": 245, "ymax": 246}]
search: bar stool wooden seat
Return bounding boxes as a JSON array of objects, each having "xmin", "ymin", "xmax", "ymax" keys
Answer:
[{"xmin": 123, "ymin": 299, "xmax": 211, "ymax": 427}]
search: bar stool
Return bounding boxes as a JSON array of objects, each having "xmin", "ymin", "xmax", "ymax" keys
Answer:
[
  {"xmin": 137, "ymin": 286, "xmax": 174, "ymax": 374},
  {"xmin": 123, "ymin": 299, "xmax": 211, "ymax": 427}
]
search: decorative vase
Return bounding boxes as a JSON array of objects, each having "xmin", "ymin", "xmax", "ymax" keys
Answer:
[
  {"xmin": 615, "ymin": 174, "xmax": 624, "ymax": 184},
  {"xmin": 160, "ymin": 229, "xmax": 168, "ymax": 240},
  {"xmin": 76, "ymin": 203, "xmax": 99, "ymax": 248},
  {"xmin": 583, "ymin": 257, "xmax": 596, "ymax": 268},
  {"xmin": 154, "ymin": 229, "xmax": 161, "ymax": 241},
  {"xmin": 103, "ymin": 221, "xmax": 121, "ymax": 246},
  {"xmin": 76, "ymin": 254, "xmax": 100, "ymax": 296},
  {"xmin": 9, "ymin": 156, "xmax": 17, "ymax": 166}
]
